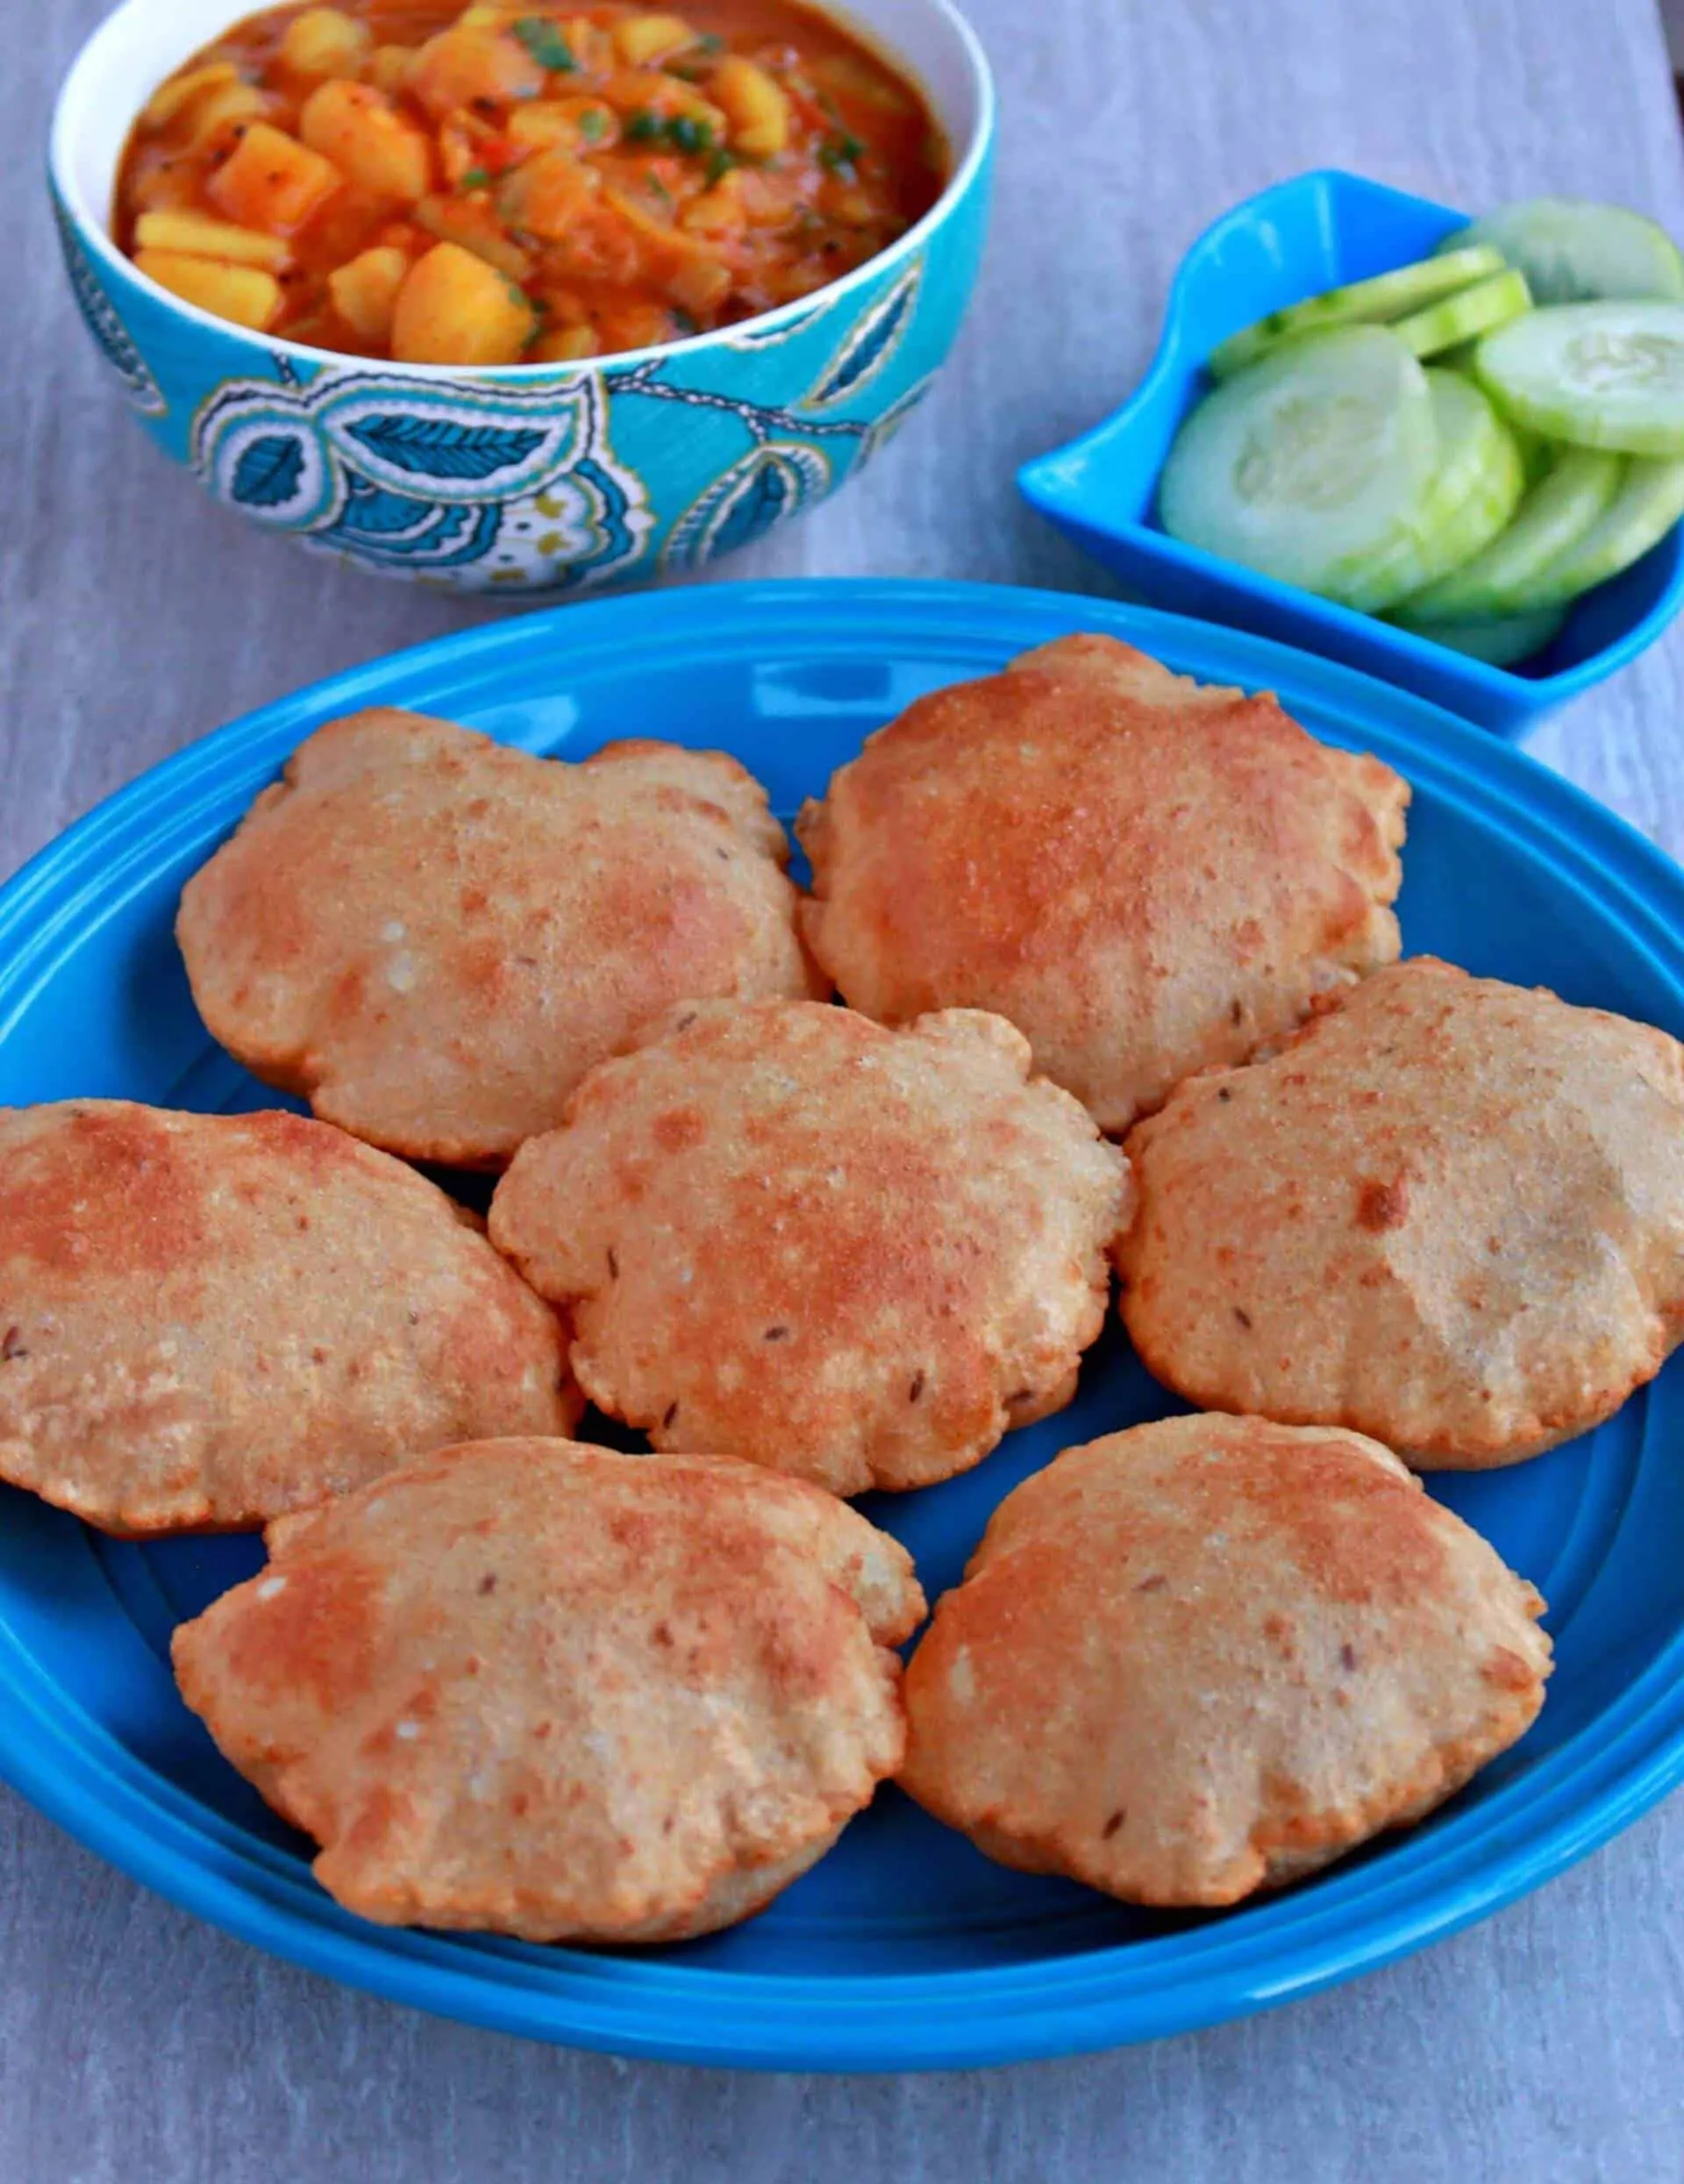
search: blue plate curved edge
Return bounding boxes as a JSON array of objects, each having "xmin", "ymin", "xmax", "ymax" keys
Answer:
[
  {"xmin": 1016, "ymin": 169, "xmax": 1684, "ymax": 738},
  {"xmin": 1, "ymin": 577, "xmax": 1683, "ymax": 2071}
]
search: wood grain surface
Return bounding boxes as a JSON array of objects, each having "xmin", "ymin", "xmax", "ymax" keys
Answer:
[{"xmin": 4, "ymin": 1, "xmax": 1684, "ymax": 2177}]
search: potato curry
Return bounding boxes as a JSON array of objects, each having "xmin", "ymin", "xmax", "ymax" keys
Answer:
[{"xmin": 116, "ymin": 0, "xmax": 946, "ymax": 364}]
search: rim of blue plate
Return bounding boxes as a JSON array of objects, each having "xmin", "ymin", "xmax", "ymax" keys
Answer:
[
  {"xmin": 3, "ymin": 578, "xmax": 1684, "ymax": 2072},
  {"xmin": 1017, "ymin": 169, "xmax": 1684, "ymax": 717}
]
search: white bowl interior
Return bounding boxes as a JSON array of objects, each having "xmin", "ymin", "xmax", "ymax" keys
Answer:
[{"xmin": 54, "ymin": 0, "xmax": 988, "ymax": 245}]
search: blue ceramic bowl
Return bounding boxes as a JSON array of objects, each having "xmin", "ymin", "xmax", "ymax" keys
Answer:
[
  {"xmin": 1018, "ymin": 169, "xmax": 1684, "ymax": 737},
  {"xmin": 48, "ymin": 0, "xmax": 993, "ymax": 595}
]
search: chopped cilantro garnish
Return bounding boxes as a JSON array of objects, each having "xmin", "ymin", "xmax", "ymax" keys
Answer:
[
  {"xmin": 511, "ymin": 17, "xmax": 575, "ymax": 70},
  {"xmin": 459, "ymin": 166, "xmax": 490, "ymax": 189},
  {"xmin": 646, "ymin": 174, "xmax": 673, "ymax": 205},
  {"xmin": 577, "ymin": 108, "xmax": 608, "ymax": 142},
  {"xmin": 666, "ymin": 114, "xmax": 712, "ymax": 154},
  {"xmin": 671, "ymin": 306, "xmax": 699, "ymax": 334},
  {"xmin": 624, "ymin": 109, "xmax": 663, "ymax": 142},
  {"xmin": 697, "ymin": 32, "xmax": 724, "ymax": 52},
  {"xmin": 817, "ymin": 132, "xmax": 867, "ymax": 173},
  {"xmin": 703, "ymin": 146, "xmax": 736, "ymax": 185}
]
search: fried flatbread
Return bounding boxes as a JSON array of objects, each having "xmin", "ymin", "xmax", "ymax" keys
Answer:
[
  {"xmin": 797, "ymin": 634, "xmax": 1409, "ymax": 1131},
  {"xmin": 172, "ymin": 1438, "xmax": 924, "ymax": 1942},
  {"xmin": 900, "ymin": 1413, "xmax": 1550, "ymax": 1906},
  {"xmin": 488, "ymin": 1000, "xmax": 1131, "ymax": 1495},
  {"xmin": 1119, "ymin": 957, "xmax": 1684, "ymax": 1465},
  {"xmin": 0, "ymin": 1101, "xmax": 576, "ymax": 1532},
  {"xmin": 177, "ymin": 711, "xmax": 824, "ymax": 1167}
]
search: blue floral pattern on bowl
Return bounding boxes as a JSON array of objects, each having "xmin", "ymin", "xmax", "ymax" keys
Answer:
[{"xmin": 51, "ymin": 154, "xmax": 989, "ymax": 593}]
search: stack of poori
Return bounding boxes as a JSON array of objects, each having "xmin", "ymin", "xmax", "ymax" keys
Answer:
[{"xmin": 9, "ymin": 633, "xmax": 1684, "ymax": 1938}]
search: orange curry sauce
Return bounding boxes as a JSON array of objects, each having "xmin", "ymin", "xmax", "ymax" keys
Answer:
[{"xmin": 116, "ymin": 0, "xmax": 947, "ymax": 364}]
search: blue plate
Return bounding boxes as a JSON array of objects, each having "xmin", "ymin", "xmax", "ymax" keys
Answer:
[
  {"xmin": 3, "ymin": 579, "xmax": 1684, "ymax": 2072},
  {"xmin": 1017, "ymin": 170, "xmax": 1684, "ymax": 738}
]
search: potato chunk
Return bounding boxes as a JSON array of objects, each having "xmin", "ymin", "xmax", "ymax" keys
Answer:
[
  {"xmin": 712, "ymin": 56, "xmax": 789, "ymax": 157},
  {"xmin": 279, "ymin": 7, "xmax": 373, "ymax": 80},
  {"xmin": 529, "ymin": 325, "xmax": 600, "ymax": 362},
  {"xmin": 367, "ymin": 44, "xmax": 417, "ymax": 96},
  {"xmin": 390, "ymin": 240, "xmax": 537, "ymax": 363},
  {"xmin": 299, "ymin": 80, "xmax": 433, "ymax": 202},
  {"xmin": 410, "ymin": 27, "xmax": 546, "ymax": 120},
  {"xmin": 185, "ymin": 82, "xmax": 271, "ymax": 146},
  {"xmin": 206, "ymin": 121, "xmax": 342, "ymax": 234},
  {"xmin": 611, "ymin": 13, "xmax": 696, "ymax": 66},
  {"xmin": 142, "ymin": 61, "xmax": 239, "ymax": 132},
  {"xmin": 328, "ymin": 244, "xmax": 411, "ymax": 341},
  {"xmin": 136, "ymin": 250, "xmax": 282, "ymax": 330},
  {"xmin": 496, "ymin": 147, "xmax": 600, "ymax": 241},
  {"xmin": 133, "ymin": 209, "xmax": 290, "ymax": 269}
]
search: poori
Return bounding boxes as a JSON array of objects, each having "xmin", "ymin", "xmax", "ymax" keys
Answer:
[
  {"xmin": 488, "ymin": 999, "xmax": 1131, "ymax": 1496},
  {"xmin": 1119, "ymin": 957, "xmax": 1684, "ymax": 1466},
  {"xmin": 899, "ymin": 1413, "xmax": 1551, "ymax": 1907},
  {"xmin": 172, "ymin": 1437, "xmax": 924, "ymax": 1942},
  {"xmin": 797, "ymin": 633, "xmax": 1410, "ymax": 1131},
  {"xmin": 0, "ymin": 1100, "xmax": 576, "ymax": 1533},
  {"xmin": 177, "ymin": 710, "xmax": 823, "ymax": 1167}
]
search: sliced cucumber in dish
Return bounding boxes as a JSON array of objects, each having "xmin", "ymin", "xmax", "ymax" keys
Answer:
[
  {"xmin": 1474, "ymin": 303, "xmax": 1684, "ymax": 456},
  {"xmin": 1400, "ymin": 446, "xmax": 1625, "ymax": 617},
  {"xmin": 1438, "ymin": 198, "xmax": 1684, "ymax": 304},
  {"xmin": 1160, "ymin": 327, "xmax": 1439, "ymax": 595},
  {"xmin": 1392, "ymin": 269, "xmax": 1532, "ymax": 359},
  {"xmin": 1209, "ymin": 246, "xmax": 1506, "ymax": 380},
  {"xmin": 1389, "ymin": 602, "xmax": 1567, "ymax": 667},
  {"xmin": 1513, "ymin": 454, "xmax": 1684, "ymax": 607},
  {"xmin": 1332, "ymin": 370, "xmax": 1524, "ymax": 612}
]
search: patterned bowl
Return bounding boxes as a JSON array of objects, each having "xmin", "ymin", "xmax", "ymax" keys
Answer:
[{"xmin": 49, "ymin": 0, "xmax": 994, "ymax": 593}]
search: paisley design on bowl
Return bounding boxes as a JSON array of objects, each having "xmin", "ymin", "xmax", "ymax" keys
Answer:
[
  {"xmin": 664, "ymin": 443, "xmax": 833, "ymax": 570},
  {"xmin": 801, "ymin": 257, "xmax": 924, "ymax": 410},
  {"xmin": 50, "ymin": 189, "xmax": 165, "ymax": 419},
  {"xmin": 191, "ymin": 365, "xmax": 653, "ymax": 585}
]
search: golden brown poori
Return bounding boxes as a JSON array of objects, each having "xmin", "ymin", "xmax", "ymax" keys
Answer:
[
  {"xmin": 488, "ymin": 999, "xmax": 1131, "ymax": 1497},
  {"xmin": 899, "ymin": 1414, "xmax": 1551, "ymax": 1907},
  {"xmin": 177, "ymin": 710, "xmax": 824, "ymax": 1168},
  {"xmin": 172, "ymin": 1438, "xmax": 925, "ymax": 1943},
  {"xmin": 1118, "ymin": 957, "xmax": 1684, "ymax": 1467},
  {"xmin": 797, "ymin": 633, "xmax": 1410, "ymax": 1131},
  {"xmin": 0, "ymin": 1101, "xmax": 576, "ymax": 1533}
]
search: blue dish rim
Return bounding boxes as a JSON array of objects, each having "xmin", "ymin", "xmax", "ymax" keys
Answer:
[
  {"xmin": 1016, "ymin": 168, "xmax": 1684, "ymax": 712},
  {"xmin": 3, "ymin": 576, "xmax": 1684, "ymax": 2072}
]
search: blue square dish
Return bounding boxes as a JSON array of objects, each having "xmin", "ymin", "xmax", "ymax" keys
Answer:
[{"xmin": 1017, "ymin": 169, "xmax": 1684, "ymax": 737}]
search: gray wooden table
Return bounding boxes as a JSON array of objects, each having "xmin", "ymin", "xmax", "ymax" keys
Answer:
[{"xmin": 5, "ymin": 1, "xmax": 1684, "ymax": 2177}]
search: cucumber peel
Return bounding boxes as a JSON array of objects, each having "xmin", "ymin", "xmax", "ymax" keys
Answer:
[
  {"xmin": 1517, "ymin": 455, "xmax": 1684, "ymax": 607},
  {"xmin": 1209, "ymin": 246, "xmax": 1507, "ymax": 380},
  {"xmin": 1390, "ymin": 602, "xmax": 1567, "ymax": 667},
  {"xmin": 1399, "ymin": 446, "xmax": 1625, "ymax": 617},
  {"xmin": 1332, "ymin": 371, "xmax": 1524, "ymax": 613},
  {"xmin": 1392, "ymin": 269, "xmax": 1532, "ymax": 359},
  {"xmin": 1439, "ymin": 199, "xmax": 1684, "ymax": 305}
]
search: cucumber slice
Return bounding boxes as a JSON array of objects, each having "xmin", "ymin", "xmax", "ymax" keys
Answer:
[
  {"xmin": 1439, "ymin": 199, "xmax": 1684, "ymax": 305},
  {"xmin": 1160, "ymin": 327, "xmax": 1440, "ymax": 595},
  {"xmin": 1474, "ymin": 303, "xmax": 1684, "ymax": 456},
  {"xmin": 1392, "ymin": 269, "xmax": 1532, "ymax": 358},
  {"xmin": 1399, "ymin": 446, "xmax": 1625, "ymax": 617},
  {"xmin": 1209, "ymin": 246, "xmax": 1507, "ymax": 380},
  {"xmin": 1390, "ymin": 603, "xmax": 1567, "ymax": 667},
  {"xmin": 1516, "ymin": 455, "xmax": 1684, "ymax": 607},
  {"xmin": 1331, "ymin": 370, "xmax": 1525, "ymax": 614}
]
